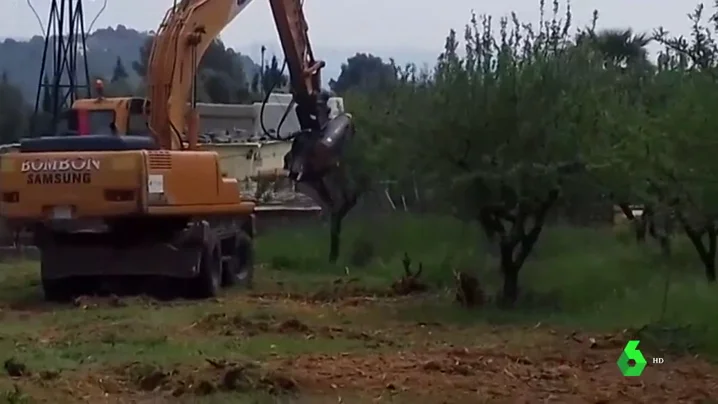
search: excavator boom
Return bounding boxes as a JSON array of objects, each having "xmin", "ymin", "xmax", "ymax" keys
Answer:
[
  {"xmin": 145, "ymin": 0, "xmax": 354, "ymax": 187},
  {"xmin": 146, "ymin": 0, "xmax": 354, "ymax": 187},
  {"xmin": 147, "ymin": 0, "xmax": 255, "ymax": 150}
]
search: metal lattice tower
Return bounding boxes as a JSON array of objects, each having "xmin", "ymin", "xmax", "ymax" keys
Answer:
[{"xmin": 31, "ymin": 0, "xmax": 91, "ymax": 135}]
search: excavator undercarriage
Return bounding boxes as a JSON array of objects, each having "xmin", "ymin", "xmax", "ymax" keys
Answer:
[{"xmin": 33, "ymin": 214, "xmax": 254, "ymax": 300}]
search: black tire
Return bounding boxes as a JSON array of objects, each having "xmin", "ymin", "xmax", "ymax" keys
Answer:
[
  {"xmin": 222, "ymin": 231, "xmax": 255, "ymax": 288},
  {"xmin": 41, "ymin": 250, "xmax": 68, "ymax": 302},
  {"xmin": 220, "ymin": 236, "xmax": 239, "ymax": 288},
  {"xmin": 42, "ymin": 278, "xmax": 73, "ymax": 302},
  {"xmin": 188, "ymin": 243, "xmax": 222, "ymax": 299}
]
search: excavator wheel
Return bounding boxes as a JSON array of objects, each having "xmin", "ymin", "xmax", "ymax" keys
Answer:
[
  {"xmin": 42, "ymin": 277, "xmax": 73, "ymax": 302},
  {"xmin": 41, "ymin": 275, "xmax": 97, "ymax": 302},
  {"xmin": 186, "ymin": 241, "xmax": 222, "ymax": 299},
  {"xmin": 221, "ymin": 230, "xmax": 254, "ymax": 289},
  {"xmin": 40, "ymin": 252, "xmax": 94, "ymax": 302}
]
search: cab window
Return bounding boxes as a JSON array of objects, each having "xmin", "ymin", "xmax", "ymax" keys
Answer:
[
  {"xmin": 87, "ymin": 110, "xmax": 116, "ymax": 134},
  {"xmin": 127, "ymin": 112, "xmax": 149, "ymax": 136},
  {"xmin": 52, "ymin": 108, "xmax": 115, "ymax": 135},
  {"xmin": 127, "ymin": 98, "xmax": 150, "ymax": 136},
  {"xmin": 57, "ymin": 110, "xmax": 76, "ymax": 132}
]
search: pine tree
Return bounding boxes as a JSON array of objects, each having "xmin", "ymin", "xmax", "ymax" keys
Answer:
[
  {"xmin": 41, "ymin": 76, "xmax": 52, "ymax": 113},
  {"xmin": 251, "ymin": 72, "xmax": 260, "ymax": 94},
  {"xmin": 111, "ymin": 57, "xmax": 129, "ymax": 83},
  {"xmin": 262, "ymin": 55, "xmax": 288, "ymax": 94}
]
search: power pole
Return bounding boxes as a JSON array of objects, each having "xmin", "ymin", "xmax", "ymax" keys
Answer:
[{"xmin": 31, "ymin": 0, "xmax": 91, "ymax": 136}]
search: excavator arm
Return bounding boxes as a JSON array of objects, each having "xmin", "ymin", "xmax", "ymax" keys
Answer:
[
  {"xmin": 147, "ymin": 0, "xmax": 355, "ymax": 208},
  {"xmin": 269, "ymin": 0, "xmax": 324, "ymax": 132},
  {"xmin": 146, "ymin": 0, "xmax": 254, "ymax": 150},
  {"xmin": 268, "ymin": 0, "xmax": 356, "ymax": 208}
]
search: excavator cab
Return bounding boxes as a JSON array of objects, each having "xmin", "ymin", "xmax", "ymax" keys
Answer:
[
  {"xmin": 66, "ymin": 96, "xmax": 151, "ymax": 137},
  {"xmin": 53, "ymin": 80, "xmax": 151, "ymax": 138},
  {"xmin": 21, "ymin": 96, "xmax": 157, "ymax": 153},
  {"xmin": 47, "ymin": 79, "xmax": 149, "ymax": 139}
]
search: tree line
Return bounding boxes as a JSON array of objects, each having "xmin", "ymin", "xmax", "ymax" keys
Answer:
[
  {"xmin": 0, "ymin": 23, "xmax": 409, "ymax": 144},
  {"xmin": 0, "ymin": 37, "xmax": 293, "ymax": 141},
  {"xmin": 330, "ymin": 1, "xmax": 718, "ymax": 306}
]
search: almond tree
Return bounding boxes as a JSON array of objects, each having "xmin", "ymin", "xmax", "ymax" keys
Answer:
[
  {"xmin": 351, "ymin": 1, "xmax": 635, "ymax": 305},
  {"xmin": 606, "ymin": 3, "xmax": 718, "ymax": 281}
]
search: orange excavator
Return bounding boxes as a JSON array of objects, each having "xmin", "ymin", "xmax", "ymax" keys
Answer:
[{"xmin": 0, "ymin": 0, "xmax": 354, "ymax": 301}]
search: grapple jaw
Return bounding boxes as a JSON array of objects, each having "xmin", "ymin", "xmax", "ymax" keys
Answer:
[{"xmin": 283, "ymin": 113, "xmax": 355, "ymax": 211}]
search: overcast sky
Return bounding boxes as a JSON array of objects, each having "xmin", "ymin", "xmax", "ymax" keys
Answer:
[{"xmin": 2, "ymin": 0, "xmax": 701, "ymax": 58}]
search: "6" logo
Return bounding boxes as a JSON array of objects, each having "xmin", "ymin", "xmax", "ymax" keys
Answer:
[{"xmin": 617, "ymin": 340, "xmax": 647, "ymax": 376}]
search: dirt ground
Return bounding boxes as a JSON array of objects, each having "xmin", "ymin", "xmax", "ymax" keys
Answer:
[{"xmin": 0, "ymin": 263, "xmax": 715, "ymax": 403}]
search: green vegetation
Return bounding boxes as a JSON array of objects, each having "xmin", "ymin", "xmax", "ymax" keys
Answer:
[{"xmin": 260, "ymin": 215, "xmax": 718, "ymax": 355}]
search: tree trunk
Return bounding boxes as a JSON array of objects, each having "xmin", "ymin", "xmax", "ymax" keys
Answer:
[
  {"xmin": 478, "ymin": 209, "xmax": 501, "ymax": 257},
  {"xmin": 705, "ymin": 257, "xmax": 716, "ymax": 282},
  {"xmin": 482, "ymin": 189, "xmax": 558, "ymax": 307},
  {"xmin": 326, "ymin": 192, "xmax": 360, "ymax": 264},
  {"xmin": 636, "ymin": 207, "xmax": 654, "ymax": 243},
  {"xmin": 328, "ymin": 212, "xmax": 342, "ymax": 263},
  {"xmin": 702, "ymin": 227, "xmax": 717, "ymax": 282},
  {"xmin": 651, "ymin": 205, "xmax": 673, "ymax": 258},
  {"xmin": 658, "ymin": 236, "xmax": 671, "ymax": 258},
  {"xmin": 634, "ymin": 216, "xmax": 647, "ymax": 242},
  {"xmin": 680, "ymin": 218, "xmax": 717, "ymax": 282},
  {"xmin": 499, "ymin": 244, "xmax": 519, "ymax": 307}
]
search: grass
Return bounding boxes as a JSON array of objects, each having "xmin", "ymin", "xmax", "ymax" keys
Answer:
[
  {"xmin": 259, "ymin": 213, "xmax": 718, "ymax": 357},
  {"xmin": 264, "ymin": 216, "xmax": 713, "ymax": 308},
  {"xmin": 0, "ymin": 213, "xmax": 715, "ymax": 402}
]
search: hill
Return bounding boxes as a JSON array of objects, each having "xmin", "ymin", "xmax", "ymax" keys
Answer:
[{"xmin": 0, "ymin": 25, "xmax": 259, "ymax": 104}]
